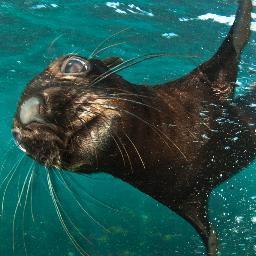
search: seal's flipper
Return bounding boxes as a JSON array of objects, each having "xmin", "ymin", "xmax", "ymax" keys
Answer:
[
  {"xmin": 172, "ymin": 192, "xmax": 217, "ymax": 256},
  {"xmin": 195, "ymin": 0, "xmax": 252, "ymax": 99}
]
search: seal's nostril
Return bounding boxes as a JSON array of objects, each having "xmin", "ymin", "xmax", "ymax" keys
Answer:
[{"xmin": 19, "ymin": 97, "xmax": 43, "ymax": 125}]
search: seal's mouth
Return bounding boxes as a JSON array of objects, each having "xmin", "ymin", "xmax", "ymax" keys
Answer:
[{"xmin": 12, "ymin": 111, "xmax": 110, "ymax": 169}]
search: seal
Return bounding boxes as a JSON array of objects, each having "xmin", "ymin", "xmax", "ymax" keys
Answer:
[{"xmin": 12, "ymin": 1, "xmax": 255, "ymax": 255}]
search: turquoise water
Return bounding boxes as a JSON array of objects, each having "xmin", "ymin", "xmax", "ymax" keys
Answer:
[{"xmin": 0, "ymin": 0, "xmax": 256, "ymax": 255}]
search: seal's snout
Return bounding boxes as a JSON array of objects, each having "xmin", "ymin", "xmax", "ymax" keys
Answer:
[
  {"xmin": 19, "ymin": 97, "xmax": 43, "ymax": 125},
  {"xmin": 11, "ymin": 128, "xmax": 27, "ymax": 153}
]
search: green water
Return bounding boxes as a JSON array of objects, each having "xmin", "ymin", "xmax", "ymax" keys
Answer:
[{"xmin": 0, "ymin": 0, "xmax": 256, "ymax": 255}]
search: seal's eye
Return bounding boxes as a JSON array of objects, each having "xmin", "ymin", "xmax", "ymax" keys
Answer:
[{"xmin": 61, "ymin": 57, "xmax": 90, "ymax": 74}]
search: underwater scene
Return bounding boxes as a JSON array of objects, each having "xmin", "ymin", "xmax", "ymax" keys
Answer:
[{"xmin": 1, "ymin": 0, "xmax": 256, "ymax": 255}]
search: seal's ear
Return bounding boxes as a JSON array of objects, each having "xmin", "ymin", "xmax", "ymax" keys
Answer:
[{"xmin": 102, "ymin": 57, "xmax": 123, "ymax": 69}]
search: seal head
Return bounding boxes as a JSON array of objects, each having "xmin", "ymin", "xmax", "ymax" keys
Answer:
[{"xmin": 13, "ymin": 55, "xmax": 134, "ymax": 171}]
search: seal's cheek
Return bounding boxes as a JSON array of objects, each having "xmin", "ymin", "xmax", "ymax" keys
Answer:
[{"xmin": 60, "ymin": 115, "xmax": 122, "ymax": 172}]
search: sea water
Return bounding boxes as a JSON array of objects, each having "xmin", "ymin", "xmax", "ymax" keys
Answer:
[{"xmin": 0, "ymin": 0, "xmax": 256, "ymax": 255}]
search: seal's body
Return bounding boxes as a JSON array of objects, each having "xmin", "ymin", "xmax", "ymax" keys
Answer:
[{"xmin": 12, "ymin": 1, "xmax": 255, "ymax": 255}]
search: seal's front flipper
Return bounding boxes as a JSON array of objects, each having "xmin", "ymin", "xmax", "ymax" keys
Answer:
[
  {"xmin": 195, "ymin": 0, "xmax": 252, "ymax": 99},
  {"xmin": 172, "ymin": 192, "xmax": 217, "ymax": 256}
]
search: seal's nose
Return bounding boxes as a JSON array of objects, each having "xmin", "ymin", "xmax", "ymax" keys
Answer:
[
  {"xmin": 12, "ymin": 129, "xmax": 27, "ymax": 153},
  {"xmin": 19, "ymin": 97, "xmax": 43, "ymax": 125}
]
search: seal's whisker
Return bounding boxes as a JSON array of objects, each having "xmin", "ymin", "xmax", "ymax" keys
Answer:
[
  {"xmin": 89, "ymin": 27, "xmax": 131, "ymax": 59},
  {"xmin": 47, "ymin": 34, "xmax": 64, "ymax": 53},
  {"xmin": 104, "ymin": 94, "xmax": 209, "ymax": 137},
  {"xmin": 119, "ymin": 106, "xmax": 179, "ymax": 157},
  {"xmin": 93, "ymin": 94, "xmax": 207, "ymax": 140},
  {"xmin": 62, "ymin": 48, "xmax": 82, "ymax": 59},
  {"xmin": 115, "ymin": 130, "xmax": 134, "ymax": 170},
  {"xmin": 69, "ymin": 49, "xmax": 81, "ymax": 56},
  {"xmin": 43, "ymin": 34, "xmax": 65, "ymax": 60},
  {"xmin": 46, "ymin": 169, "xmax": 92, "ymax": 256},
  {"xmin": 1, "ymin": 155, "xmax": 26, "ymax": 218},
  {"xmin": 87, "ymin": 105, "xmax": 133, "ymax": 170},
  {"xmin": 76, "ymin": 116, "xmax": 100, "ymax": 169},
  {"xmin": 104, "ymin": 88, "xmax": 154, "ymax": 99},
  {"xmin": 186, "ymin": 129, "xmax": 199, "ymax": 140},
  {"xmin": 89, "ymin": 53, "xmax": 199, "ymax": 87},
  {"xmin": 17, "ymin": 173, "xmax": 23, "ymax": 208},
  {"xmin": 123, "ymin": 130, "xmax": 146, "ymax": 169},
  {"xmin": 107, "ymin": 91, "xmax": 153, "ymax": 99},
  {"xmin": 12, "ymin": 166, "xmax": 32, "ymax": 253},
  {"xmin": 92, "ymin": 41, "xmax": 126, "ymax": 57},
  {"xmin": 0, "ymin": 154, "xmax": 22, "ymax": 191},
  {"xmin": 67, "ymin": 96, "xmax": 186, "ymax": 167},
  {"xmin": 0, "ymin": 139, "xmax": 15, "ymax": 173},
  {"xmin": 121, "ymin": 108, "xmax": 188, "ymax": 161},
  {"xmin": 56, "ymin": 171, "xmax": 110, "ymax": 233},
  {"xmin": 82, "ymin": 103, "xmax": 134, "ymax": 170},
  {"xmin": 93, "ymin": 114, "xmax": 126, "ymax": 168},
  {"xmin": 30, "ymin": 168, "xmax": 36, "ymax": 223},
  {"xmin": 63, "ymin": 173, "xmax": 118, "ymax": 212},
  {"xmin": 74, "ymin": 106, "xmax": 127, "ymax": 168},
  {"xmin": 118, "ymin": 53, "xmax": 199, "ymax": 74},
  {"xmin": 107, "ymin": 88, "xmax": 154, "ymax": 97},
  {"xmin": 94, "ymin": 96, "xmax": 162, "ymax": 113},
  {"xmin": 89, "ymin": 53, "xmax": 163, "ymax": 86},
  {"xmin": 94, "ymin": 102, "xmax": 188, "ymax": 161},
  {"xmin": 110, "ymin": 132, "xmax": 126, "ymax": 167},
  {"xmin": 22, "ymin": 164, "xmax": 35, "ymax": 256},
  {"xmin": 77, "ymin": 88, "xmax": 153, "ymax": 102}
]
